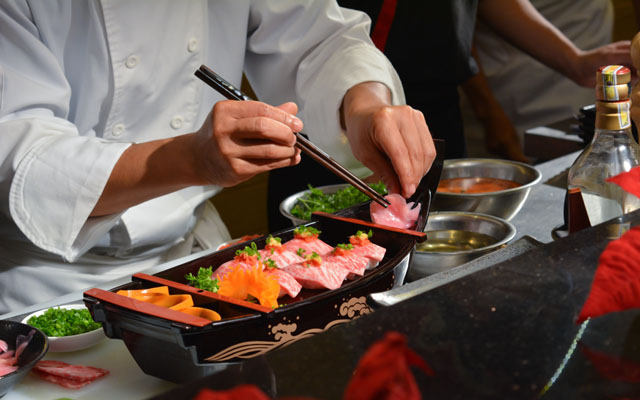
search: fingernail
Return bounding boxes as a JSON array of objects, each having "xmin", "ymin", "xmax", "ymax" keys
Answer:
[{"xmin": 292, "ymin": 117, "xmax": 303, "ymax": 132}]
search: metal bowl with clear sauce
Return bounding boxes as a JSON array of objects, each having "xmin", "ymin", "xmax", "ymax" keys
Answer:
[
  {"xmin": 408, "ymin": 211, "xmax": 516, "ymax": 280},
  {"xmin": 431, "ymin": 158, "xmax": 541, "ymax": 221}
]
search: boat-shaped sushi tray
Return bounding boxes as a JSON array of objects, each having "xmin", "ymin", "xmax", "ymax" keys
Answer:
[{"xmin": 83, "ymin": 141, "xmax": 445, "ymax": 383}]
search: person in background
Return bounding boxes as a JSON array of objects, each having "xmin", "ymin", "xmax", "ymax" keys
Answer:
[
  {"xmin": 471, "ymin": 0, "xmax": 618, "ymax": 151},
  {"xmin": 0, "ymin": 1, "xmax": 435, "ymax": 313},
  {"xmin": 268, "ymin": 0, "xmax": 631, "ymax": 231}
]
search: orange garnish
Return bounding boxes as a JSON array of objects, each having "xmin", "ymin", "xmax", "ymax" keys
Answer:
[
  {"xmin": 179, "ymin": 307, "xmax": 222, "ymax": 322},
  {"xmin": 218, "ymin": 265, "xmax": 280, "ymax": 308},
  {"xmin": 117, "ymin": 286, "xmax": 169, "ymax": 297}
]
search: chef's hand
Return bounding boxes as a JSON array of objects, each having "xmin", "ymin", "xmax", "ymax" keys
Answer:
[
  {"xmin": 194, "ymin": 100, "xmax": 302, "ymax": 187},
  {"xmin": 341, "ymin": 82, "xmax": 435, "ymax": 198}
]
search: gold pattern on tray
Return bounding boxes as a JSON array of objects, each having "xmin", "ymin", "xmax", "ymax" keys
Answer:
[{"xmin": 204, "ymin": 296, "xmax": 371, "ymax": 362}]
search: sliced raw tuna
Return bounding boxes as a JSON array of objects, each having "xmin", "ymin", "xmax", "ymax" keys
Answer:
[
  {"xmin": 259, "ymin": 235, "xmax": 304, "ymax": 268},
  {"xmin": 32, "ymin": 369, "xmax": 94, "ymax": 389},
  {"xmin": 214, "ymin": 243, "xmax": 262, "ymax": 280},
  {"xmin": 264, "ymin": 268, "xmax": 302, "ymax": 298},
  {"xmin": 283, "ymin": 253, "xmax": 350, "ymax": 290},
  {"xmin": 370, "ymin": 193, "xmax": 420, "ymax": 229},
  {"xmin": 349, "ymin": 230, "xmax": 387, "ymax": 270},
  {"xmin": 284, "ymin": 226, "xmax": 333, "ymax": 256},
  {"xmin": 33, "ymin": 360, "xmax": 109, "ymax": 383},
  {"xmin": 0, "ymin": 339, "xmax": 7, "ymax": 353},
  {"xmin": 324, "ymin": 245, "xmax": 369, "ymax": 279},
  {"xmin": 0, "ymin": 364, "xmax": 17, "ymax": 376}
]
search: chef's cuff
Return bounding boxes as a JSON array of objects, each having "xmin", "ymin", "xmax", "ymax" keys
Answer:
[{"xmin": 10, "ymin": 133, "xmax": 130, "ymax": 262}]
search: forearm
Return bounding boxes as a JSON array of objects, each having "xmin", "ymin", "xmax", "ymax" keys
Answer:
[
  {"xmin": 478, "ymin": 0, "xmax": 581, "ymax": 80},
  {"xmin": 91, "ymin": 133, "xmax": 205, "ymax": 216}
]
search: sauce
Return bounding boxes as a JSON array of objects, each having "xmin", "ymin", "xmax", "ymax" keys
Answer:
[
  {"xmin": 437, "ymin": 177, "xmax": 521, "ymax": 194},
  {"xmin": 416, "ymin": 230, "xmax": 497, "ymax": 252}
]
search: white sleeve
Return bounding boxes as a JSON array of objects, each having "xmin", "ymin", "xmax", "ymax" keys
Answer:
[
  {"xmin": 0, "ymin": 2, "xmax": 130, "ymax": 261},
  {"xmin": 244, "ymin": 0, "xmax": 405, "ymax": 170}
]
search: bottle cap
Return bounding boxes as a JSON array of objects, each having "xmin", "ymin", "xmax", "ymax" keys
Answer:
[
  {"xmin": 595, "ymin": 100, "xmax": 632, "ymax": 130},
  {"xmin": 597, "ymin": 65, "xmax": 631, "ymax": 85},
  {"xmin": 595, "ymin": 83, "xmax": 629, "ymax": 101}
]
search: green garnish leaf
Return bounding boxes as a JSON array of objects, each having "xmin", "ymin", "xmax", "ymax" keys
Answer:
[
  {"xmin": 235, "ymin": 242, "xmax": 261, "ymax": 259},
  {"xmin": 297, "ymin": 248, "xmax": 306, "ymax": 257},
  {"xmin": 293, "ymin": 225, "xmax": 321, "ymax": 236},
  {"xmin": 265, "ymin": 258, "xmax": 278, "ymax": 269},
  {"xmin": 185, "ymin": 266, "xmax": 219, "ymax": 293},
  {"xmin": 27, "ymin": 307, "xmax": 101, "ymax": 337},
  {"xmin": 290, "ymin": 182, "xmax": 387, "ymax": 220},
  {"xmin": 336, "ymin": 243, "xmax": 353, "ymax": 251}
]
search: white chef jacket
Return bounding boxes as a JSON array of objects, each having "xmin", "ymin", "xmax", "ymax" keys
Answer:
[{"xmin": 0, "ymin": 0, "xmax": 404, "ymax": 313}]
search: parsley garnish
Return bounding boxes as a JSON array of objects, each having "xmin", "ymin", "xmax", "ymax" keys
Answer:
[
  {"xmin": 291, "ymin": 183, "xmax": 387, "ymax": 220},
  {"xmin": 185, "ymin": 266, "xmax": 219, "ymax": 292},
  {"xmin": 27, "ymin": 307, "xmax": 101, "ymax": 337}
]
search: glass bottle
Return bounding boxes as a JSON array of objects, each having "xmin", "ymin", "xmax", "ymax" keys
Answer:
[{"xmin": 567, "ymin": 67, "xmax": 640, "ymax": 227}]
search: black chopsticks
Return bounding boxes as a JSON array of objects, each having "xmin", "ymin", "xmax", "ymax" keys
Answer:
[{"xmin": 195, "ymin": 64, "xmax": 390, "ymax": 208}]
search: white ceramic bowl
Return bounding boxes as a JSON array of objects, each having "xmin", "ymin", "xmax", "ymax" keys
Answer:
[{"xmin": 22, "ymin": 304, "xmax": 105, "ymax": 353}]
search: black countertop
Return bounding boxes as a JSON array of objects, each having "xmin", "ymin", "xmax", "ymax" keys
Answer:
[{"xmin": 155, "ymin": 208, "xmax": 640, "ymax": 399}]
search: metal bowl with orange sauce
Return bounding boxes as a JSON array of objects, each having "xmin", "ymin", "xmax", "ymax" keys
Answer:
[{"xmin": 431, "ymin": 159, "xmax": 541, "ymax": 221}]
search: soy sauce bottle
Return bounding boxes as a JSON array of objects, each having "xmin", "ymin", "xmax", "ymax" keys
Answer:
[{"xmin": 567, "ymin": 65, "xmax": 640, "ymax": 228}]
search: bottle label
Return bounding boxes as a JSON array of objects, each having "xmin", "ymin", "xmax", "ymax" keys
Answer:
[
  {"xmin": 618, "ymin": 103, "xmax": 631, "ymax": 129},
  {"xmin": 604, "ymin": 85, "xmax": 619, "ymax": 101},
  {"xmin": 601, "ymin": 65, "xmax": 627, "ymax": 85}
]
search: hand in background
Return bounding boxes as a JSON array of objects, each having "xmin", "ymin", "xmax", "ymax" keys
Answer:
[
  {"xmin": 341, "ymin": 82, "xmax": 436, "ymax": 197},
  {"xmin": 570, "ymin": 41, "xmax": 633, "ymax": 87}
]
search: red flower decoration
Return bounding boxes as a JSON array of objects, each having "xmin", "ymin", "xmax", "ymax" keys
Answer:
[
  {"xmin": 607, "ymin": 167, "xmax": 640, "ymax": 198},
  {"xmin": 343, "ymin": 331, "xmax": 434, "ymax": 400},
  {"xmin": 579, "ymin": 342, "xmax": 640, "ymax": 382},
  {"xmin": 577, "ymin": 226, "xmax": 640, "ymax": 323}
]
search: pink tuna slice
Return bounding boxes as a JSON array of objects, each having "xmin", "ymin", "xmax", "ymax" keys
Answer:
[
  {"xmin": 324, "ymin": 251, "xmax": 369, "ymax": 279},
  {"xmin": 264, "ymin": 269, "xmax": 302, "ymax": 298},
  {"xmin": 350, "ymin": 242, "xmax": 386, "ymax": 270},
  {"xmin": 259, "ymin": 248, "xmax": 304, "ymax": 269},
  {"xmin": 284, "ymin": 237, "xmax": 333, "ymax": 256},
  {"xmin": 370, "ymin": 193, "xmax": 420, "ymax": 229},
  {"xmin": 283, "ymin": 260, "xmax": 350, "ymax": 290}
]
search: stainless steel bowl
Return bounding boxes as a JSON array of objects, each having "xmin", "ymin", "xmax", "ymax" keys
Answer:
[
  {"xmin": 279, "ymin": 183, "xmax": 352, "ymax": 226},
  {"xmin": 431, "ymin": 158, "xmax": 541, "ymax": 220},
  {"xmin": 408, "ymin": 211, "xmax": 516, "ymax": 280}
]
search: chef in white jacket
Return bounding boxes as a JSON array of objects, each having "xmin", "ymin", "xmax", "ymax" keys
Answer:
[{"xmin": 0, "ymin": 1, "xmax": 434, "ymax": 313}]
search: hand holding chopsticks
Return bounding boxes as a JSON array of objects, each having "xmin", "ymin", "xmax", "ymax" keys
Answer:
[{"xmin": 195, "ymin": 65, "xmax": 390, "ymax": 208}]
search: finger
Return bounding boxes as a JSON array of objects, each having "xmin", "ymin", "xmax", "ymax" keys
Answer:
[
  {"xmin": 219, "ymin": 136, "xmax": 299, "ymax": 160},
  {"xmin": 216, "ymin": 100, "xmax": 303, "ymax": 133},
  {"xmin": 371, "ymin": 110, "xmax": 421, "ymax": 196},
  {"xmin": 276, "ymin": 102, "xmax": 300, "ymax": 119},
  {"xmin": 232, "ymin": 116, "xmax": 300, "ymax": 145},
  {"xmin": 415, "ymin": 110, "xmax": 436, "ymax": 173}
]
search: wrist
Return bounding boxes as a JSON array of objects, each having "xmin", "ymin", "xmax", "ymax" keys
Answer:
[{"xmin": 341, "ymin": 81, "xmax": 392, "ymax": 129}]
